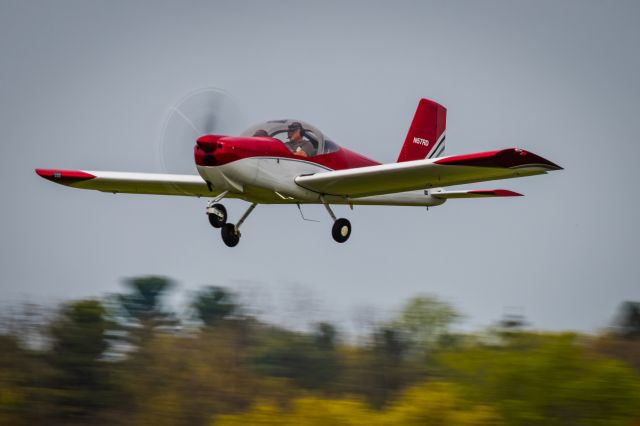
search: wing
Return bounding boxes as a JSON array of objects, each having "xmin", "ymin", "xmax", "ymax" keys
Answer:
[
  {"xmin": 35, "ymin": 169, "xmax": 221, "ymax": 197},
  {"xmin": 295, "ymin": 148, "xmax": 561, "ymax": 198}
]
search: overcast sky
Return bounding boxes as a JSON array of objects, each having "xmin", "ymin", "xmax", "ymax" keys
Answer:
[{"xmin": 1, "ymin": 0, "xmax": 639, "ymax": 333}]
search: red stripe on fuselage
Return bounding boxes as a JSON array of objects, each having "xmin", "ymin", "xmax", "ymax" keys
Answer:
[{"xmin": 194, "ymin": 136, "xmax": 379, "ymax": 171}]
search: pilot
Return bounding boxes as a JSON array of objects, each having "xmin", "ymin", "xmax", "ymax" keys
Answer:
[
  {"xmin": 253, "ymin": 129, "xmax": 269, "ymax": 137},
  {"xmin": 285, "ymin": 122, "xmax": 315, "ymax": 157}
]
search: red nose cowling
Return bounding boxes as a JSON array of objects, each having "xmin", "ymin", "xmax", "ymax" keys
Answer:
[
  {"xmin": 195, "ymin": 135, "xmax": 224, "ymax": 166},
  {"xmin": 196, "ymin": 135, "xmax": 222, "ymax": 152}
]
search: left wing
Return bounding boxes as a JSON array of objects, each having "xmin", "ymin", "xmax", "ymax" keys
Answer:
[
  {"xmin": 35, "ymin": 169, "xmax": 221, "ymax": 197},
  {"xmin": 295, "ymin": 148, "xmax": 561, "ymax": 198}
]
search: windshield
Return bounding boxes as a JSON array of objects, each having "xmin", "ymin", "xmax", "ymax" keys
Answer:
[{"xmin": 241, "ymin": 120, "xmax": 341, "ymax": 156}]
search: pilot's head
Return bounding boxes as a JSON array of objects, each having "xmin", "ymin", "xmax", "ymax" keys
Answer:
[
  {"xmin": 287, "ymin": 122, "xmax": 304, "ymax": 141},
  {"xmin": 253, "ymin": 129, "xmax": 269, "ymax": 137}
]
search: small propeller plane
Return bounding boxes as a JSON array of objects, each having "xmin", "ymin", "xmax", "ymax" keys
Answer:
[{"xmin": 36, "ymin": 98, "xmax": 562, "ymax": 247}]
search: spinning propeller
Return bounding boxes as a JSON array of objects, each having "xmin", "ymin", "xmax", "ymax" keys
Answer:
[{"xmin": 158, "ymin": 88, "xmax": 244, "ymax": 174}]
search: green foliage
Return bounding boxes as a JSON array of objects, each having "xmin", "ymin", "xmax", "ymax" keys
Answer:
[
  {"xmin": 2, "ymin": 281, "xmax": 640, "ymax": 426},
  {"xmin": 116, "ymin": 276, "xmax": 177, "ymax": 343},
  {"xmin": 593, "ymin": 333, "xmax": 640, "ymax": 374},
  {"xmin": 615, "ymin": 301, "xmax": 640, "ymax": 339},
  {"xmin": 46, "ymin": 300, "xmax": 118, "ymax": 423},
  {"xmin": 388, "ymin": 294, "xmax": 460, "ymax": 355},
  {"xmin": 314, "ymin": 322, "xmax": 337, "ymax": 350},
  {"xmin": 115, "ymin": 322, "xmax": 272, "ymax": 426},
  {"xmin": 192, "ymin": 286, "xmax": 238, "ymax": 327},
  {"xmin": 363, "ymin": 327, "xmax": 413, "ymax": 407},
  {"xmin": 440, "ymin": 333, "xmax": 640, "ymax": 426},
  {"xmin": 251, "ymin": 323, "xmax": 341, "ymax": 392},
  {"xmin": 0, "ymin": 335, "xmax": 36, "ymax": 426}
]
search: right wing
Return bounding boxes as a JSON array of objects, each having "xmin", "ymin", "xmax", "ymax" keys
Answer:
[
  {"xmin": 295, "ymin": 148, "xmax": 561, "ymax": 198},
  {"xmin": 35, "ymin": 169, "xmax": 222, "ymax": 197}
]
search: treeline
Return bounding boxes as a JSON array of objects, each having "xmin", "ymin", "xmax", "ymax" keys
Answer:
[{"xmin": 1, "ymin": 277, "xmax": 640, "ymax": 426}]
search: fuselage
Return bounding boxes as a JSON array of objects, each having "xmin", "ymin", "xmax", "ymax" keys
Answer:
[{"xmin": 194, "ymin": 134, "xmax": 445, "ymax": 207}]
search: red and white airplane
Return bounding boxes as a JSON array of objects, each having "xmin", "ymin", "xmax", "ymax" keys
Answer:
[{"xmin": 36, "ymin": 98, "xmax": 561, "ymax": 247}]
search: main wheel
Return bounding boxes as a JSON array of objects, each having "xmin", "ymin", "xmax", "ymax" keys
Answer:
[
  {"xmin": 332, "ymin": 218, "xmax": 351, "ymax": 243},
  {"xmin": 208, "ymin": 203, "xmax": 227, "ymax": 228},
  {"xmin": 221, "ymin": 223, "xmax": 240, "ymax": 247}
]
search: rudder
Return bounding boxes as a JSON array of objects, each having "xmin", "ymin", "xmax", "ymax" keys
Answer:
[{"xmin": 396, "ymin": 98, "xmax": 447, "ymax": 162}]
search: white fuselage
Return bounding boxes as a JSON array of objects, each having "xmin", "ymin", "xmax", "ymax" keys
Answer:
[{"xmin": 197, "ymin": 157, "xmax": 446, "ymax": 207}]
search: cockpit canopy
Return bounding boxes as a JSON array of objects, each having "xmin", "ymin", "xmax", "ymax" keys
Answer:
[{"xmin": 241, "ymin": 119, "xmax": 341, "ymax": 157}]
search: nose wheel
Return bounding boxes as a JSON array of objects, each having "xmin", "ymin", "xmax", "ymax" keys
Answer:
[
  {"xmin": 206, "ymin": 192, "xmax": 229, "ymax": 229},
  {"xmin": 221, "ymin": 223, "xmax": 240, "ymax": 247},
  {"xmin": 207, "ymin": 203, "xmax": 227, "ymax": 228},
  {"xmin": 208, "ymin": 202, "xmax": 257, "ymax": 248}
]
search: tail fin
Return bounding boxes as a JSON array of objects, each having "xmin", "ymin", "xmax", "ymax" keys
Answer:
[{"xmin": 396, "ymin": 98, "xmax": 447, "ymax": 162}]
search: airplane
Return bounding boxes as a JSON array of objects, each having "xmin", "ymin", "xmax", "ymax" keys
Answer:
[{"xmin": 36, "ymin": 98, "xmax": 562, "ymax": 247}]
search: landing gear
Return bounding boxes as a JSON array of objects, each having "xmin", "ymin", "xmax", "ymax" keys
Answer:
[
  {"xmin": 221, "ymin": 223, "xmax": 240, "ymax": 247},
  {"xmin": 332, "ymin": 218, "xmax": 352, "ymax": 243},
  {"xmin": 207, "ymin": 203, "xmax": 227, "ymax": 228},
  {"xmin": 218, "ymin": 203, "xmax": 257, "ymax": 248},
  {"xmin": 321, "ymin": 196, "xmax": 352, "ymax": 243},
  {"xmin": 205, "ymin": 191, "xmax": 229, "ymax": 228}
]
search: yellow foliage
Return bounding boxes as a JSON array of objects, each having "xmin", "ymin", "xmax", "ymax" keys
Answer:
[
  {"xmin": 214, "ymin": 398, "xmax": 376, "ymax": 426},
  {"xmin": 382, "ymin": 382, "xmax": 501, "ymax": 426},
  {"xmin": 213, "ymin": 382, "xmax": 501, "ymax": 426}
]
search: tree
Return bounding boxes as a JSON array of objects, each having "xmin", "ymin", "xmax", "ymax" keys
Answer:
[
  {"xmin": 116, "ymin": 276, "xmax": 177, "ymax": 344},
  {"xmin": 0, "ymin": 334, "xmax": 41, "ymax": 426},
  {"xmin": 615, "ymin": 301, "xmax": 640, "ymax": 339},
  {"xmin": 363, "ymin": 326, "xmax": 412, "ymax": 408},
  {"xmin": 45, "ymin": 300, "xmax": 118, "ymax": 423},
  {"xmin": 191, "ymin": 286, "xmax": 239, "ymax": 328},
  {"xmin": 251, "ymin": 324, "xmax": 342, "ymax": 393},
  {"xmin": 114, "ymin": 326, "xmax": 268, "ymax": 426},
  {"xmin": 440, "ymin": 333, "xmax": 640, "ymax": 426},
  {"xmin": 388, "ymin": 295, "xmax": 460, "ymax": 355}
]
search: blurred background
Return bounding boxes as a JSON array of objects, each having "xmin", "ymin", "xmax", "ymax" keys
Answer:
[
  {"xmin": 1, "ymin": 0, "xmax": 640, "ymax": 424},
  {"xmin": 0, "ymin": 277, "xmax": 639, "ymax": 425}
]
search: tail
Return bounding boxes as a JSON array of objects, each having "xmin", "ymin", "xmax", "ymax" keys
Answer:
[{"xmin": 396, "ymin": 98, "xmax": 447, "ymax": 162}]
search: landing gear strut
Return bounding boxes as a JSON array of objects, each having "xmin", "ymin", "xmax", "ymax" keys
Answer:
[
  {"xmin": 207, "ymin": 203, "xmax": 227, "ymax": 228},
  {"xmin": 206, "ymin": 191, "xmax": 229, "ymax": 228},
  {"xmin": 220, "ymin": 203, "xmax": 257, "ymax": 247},
  {"xmin": 321, "ymin": 196, "xmax": 352, "ymax": 243}
]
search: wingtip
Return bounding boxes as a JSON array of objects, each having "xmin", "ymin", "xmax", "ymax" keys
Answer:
[
  {"xmin": 35, "ymin": 168, "xmax": 96, "ymax": 183},
  {"xmin": 435, "ymin": 148, "xmax": 562, "ymax": 171},
  {"xmin": 468, "ymin": 189, "xmax": 523, "ymax": 197}
]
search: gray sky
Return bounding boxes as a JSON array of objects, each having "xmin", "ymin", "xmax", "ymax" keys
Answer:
[{"xmin": 1, "ymin": 0, "xmax": 639, "ymax": 333}]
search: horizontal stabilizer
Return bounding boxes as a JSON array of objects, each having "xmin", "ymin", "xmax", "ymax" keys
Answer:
[
  {"xmin": 431, "ymin": 189, "xmax": 523, "ymax": 199},
  {"xmin": 35, "ymin": 169, "xmax": 222, "ymax": 197}
]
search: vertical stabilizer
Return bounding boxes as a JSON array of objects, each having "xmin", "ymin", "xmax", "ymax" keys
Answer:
[{"xmin": 396, "ymin": 98, "xmax": 447, "ymax": 162}]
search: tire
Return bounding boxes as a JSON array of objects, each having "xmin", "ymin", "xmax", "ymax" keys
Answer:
[
  {"xmin": 208, "ymin": 203, "xmax": 227, "ymax": 228},
  {"xmin": 332, "ymin": 218, "xmax": 351, "ymax": 243},
  {"xmin": 221, "ymin": 223, "xmax": 240, "ymax": 247}
]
